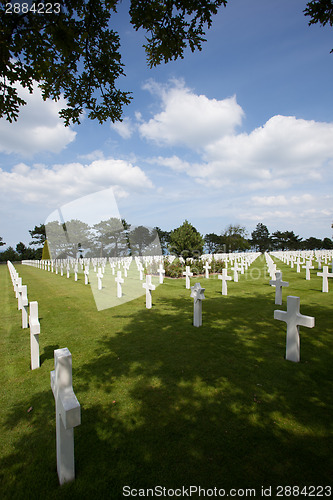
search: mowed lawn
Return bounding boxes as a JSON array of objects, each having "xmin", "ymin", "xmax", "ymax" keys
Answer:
[{"xmin": 0, "ymin": 255, "xmax": 332, "ymax": 499}]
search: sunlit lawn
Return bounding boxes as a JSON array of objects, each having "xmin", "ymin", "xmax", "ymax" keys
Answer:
[{"xmin": 0, "ymin": 254, "xmax": 332, "ymax": 499}]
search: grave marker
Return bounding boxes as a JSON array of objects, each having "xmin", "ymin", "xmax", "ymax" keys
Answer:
[
  {"xmin": 317, "ymin": 266, "xmax": 333, "ymax": 293},
  {"xmin": 183, "ymin": 266, "xmax": 193, "ymax": 289},
  {"xmin": 190, "ymin": 283, "xmax": 205, "ymax": 327},
  {"xmin": 29, "ymin": 301, "xmax": 40, "ymax": 370},
  {"xmin": 21, "ymin": 285, "xmax": 29, "ymax": 328},
  {"xmin": 218, "ymin": 268, "xmax": 232, "ymax": 295},
  {"xmin": 274, "ymin": 296, "xmax": 315, "ymax": 362},
  {"xmin": 143, "ymin": 274, "xmax": 156, "ymax": 309},
  {"xmin": 269, "ymin": 271, "xmax": 289, "ymax": 305},
  {"xmin": 97, "ymin": 268, "xmax": 103, "ymax": 290},
  {"xmin": 50, "ymin": 348, "xmax": 81, "ymax": 485},
  {"xmin": 303, "ymin": 260, "xmax": 314, "ymax": 280},
  {"xmin": 158, "ymin": 263, "xmax": 165, "ymax": 284},
  {"xmin": 115, "ymin": 271, "xmax": 124, "ymax": 298},
  {"xmin": 203, "ymin": 262, "xmax": 211, "ymax": 279}
]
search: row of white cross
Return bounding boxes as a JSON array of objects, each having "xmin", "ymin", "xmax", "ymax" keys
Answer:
[
  {"xmin": 7, "ymin": 261, "xmax": 40, "ymax": 370},
  {"xmin": 7, "ymin": 261, "xmax": 81, "ymax": 487},
  {"xmin": 270, "ymin": 250, "xmax": 333, "ymax": 291}
]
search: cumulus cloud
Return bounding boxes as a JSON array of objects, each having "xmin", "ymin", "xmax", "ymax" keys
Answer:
[
  {"xmin": 0, "ymin": 158, "xmax": 154, "ymax": 206},
  {"xmin": 111, "ymin": 117, "xmax": 135, "ymax": 139},
  {"xmin": 0, "ymin": 82, "xmax": 76, "ymax": 156},
  {"xmin": 139, "ymin": 79, "xmax": 244, "ymax": 149},
  {"xmin": 205, "ymin": 115, "xmax": 333, "ymax": 175}
]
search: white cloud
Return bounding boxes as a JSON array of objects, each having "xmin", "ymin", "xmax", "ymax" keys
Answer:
[
  {"xmin": 111, "ymin": 117, "xmax": 135, "ymax": 139},
  {"xmin": 205, "ymin": 115, "xmax": 333, "ymax": 177},
  {"xmin": 251, "ymin": 194, "xmax": 314, "ymax": 207},
  {"xmin": 0, "ymin": 158, "xmax": 154, "ymax": 206},
  {"xmin": 139, "ymin": 79, "xmax": 244, "ymax": 149},
  {"xmin": 151, "ymin": 115, "xmax": 333, "ymax": 189},
  {"xmin": 0, "ymin": 82, "xmax": 76, "ymax": 156}
]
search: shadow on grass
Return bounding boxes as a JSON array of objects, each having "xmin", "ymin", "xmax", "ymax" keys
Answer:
[
  {"xmin": 40, "ymin": 344, "xmax": 60, "ymax": 366},
  {"xmin": 1, "ymin": 261, "xmax": 332, "ymax": 499}
]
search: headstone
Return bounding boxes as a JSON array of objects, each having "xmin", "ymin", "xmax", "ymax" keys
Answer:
[
  {"xmin": 115, "ymin": 271, "xmax": 124, "ymax": 298},
  {"xmin": 84, "ymin": 267, "xmax": 89, "ymax": 285},
  {"xmin": 137, "ymin": 262, "xmax": 144, "ymax": 280},
  {"xmin": 66, "ymin": 264, "xmax": 70, "ymax": 279},
  {"xmin": 142, "ymin": 274, "xmax": 156, "ymax": 309},
  {"xmin": 218, "ymin": 268, "xmax": 232, "ymax": 295},
  {"xmin": 21, "ymin": 285, "xmax": 29, "ymax": 329},
  {"xmin": 74, "ymin": 264, "xmax": 78, "ymax": 282},
  {"xmin": 317, "ymin": 266, "xmax": 333, "ymax": 293},
  {"xmin": 158, "ymin": 263, "xmax": 165, "ymax": 284},
  {"xmin": 97, "ymin": 268, "xmax": 103, "ymax": 290},
  {"xmin": 183, "ymin": 266, "xmax": 193, "ymax": 289},
  {"xmin": 190, "ymin": 282, "xmax": 205, "ymax": 327},
  {"xmin": 203, "ymin": 262, "xmax": 211, "ymax": 279},
  {"xmin": 231, "ymin": 262, "xmax": 239, "ymax": 282},
  {"xmin": 29, "ymin": 301, "xmax": 40, "ymax": 370},
  {"xmin": 274, "ymin": 296, "xmax": 315, "ymax": 362},
  {"xmin": 303, "ymin": 260, "xmax": 314, "ymax": 280},
  {"xmin": 50, "ymin": 348, "xmax": 81, "ymax": 485},
  {"xmin": 269, "ymin": 271, "xmax": 289, "ymax": 305}
]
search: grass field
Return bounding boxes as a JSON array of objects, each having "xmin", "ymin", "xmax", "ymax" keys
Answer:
[{"xmin": 0, "ymin": 255, "xmax": 332, "ymax": 499}]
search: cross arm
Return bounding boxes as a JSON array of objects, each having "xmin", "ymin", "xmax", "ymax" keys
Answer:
[
  {"xmin": 296, "ymin": 313, "xmax": 315, "ymax": 329},
  {"xmin": 51, "ymin": 370, "xmax": 81, "ymax": 430}
]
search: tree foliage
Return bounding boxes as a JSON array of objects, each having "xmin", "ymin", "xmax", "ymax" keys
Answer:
[
  {"xmin": 0, "ymin": 0, "xmax": 225, "ymax": 125},
  {"xmin": 29, "ymin": 223, "xmax": 46, "ymax": 246},
  {"xmin": 251, "ymin": 223, "xmax": 271, "ymax": 253},
  {"xmin": 169, "ymin": 220, "xmax": 204, "ymax": 258},
  {"xmin": 221, "ymin": 224, "xmax": 250, "ymax": 252},
  {"xmin": 304, "ymin": 0, "xmax": 333, "ymax": 52}
]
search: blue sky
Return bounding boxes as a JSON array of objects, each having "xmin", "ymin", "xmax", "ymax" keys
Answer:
[{"xmin": 1, "ymin": 0, "xmax": 333, "ymax": 249}]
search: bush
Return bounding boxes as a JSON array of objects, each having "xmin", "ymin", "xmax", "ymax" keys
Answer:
[{"xmin": 164, "ymin": 258, "xmax": 184, "ymax": 278}]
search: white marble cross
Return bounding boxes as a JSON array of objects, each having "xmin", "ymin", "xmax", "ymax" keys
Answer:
[
  {"xmin": 183, "ymin": 266, "xmax": 193, "ymax": 289},
  {"xmin": 231, "ymin": 262, "xmax": 239, "ymax": 282},
  {"xmin": 66, "ymin": 264, "xmax": 70, "ymax": 279},
  {"xmin": 274, "ymin": 296, "xmax": 315, "ymax": 362},
  {"xmin": 20, "ymin": 285, "xmax": 29, "ymax": 329},
  {"xmin": 115, "ymin": 271, "xmax": 124, "ymax": 298},
  {"xmin": 84, "ymin": 267, "xmax": 89, "ymax": 285},
  {"xmin": 15, "ymin": 277, "xmax": 22, "ymax": 304},
  {"xmin": 296, "ymin": 257, "xmax": 301, "ymax": 273},
  {"xmin": 74, "ymin": 264, "xmax": 78, "ymax": 282},
  {"xmin": 51, "ymin": 348, "xmax": 81, "ymax": 485},
  {"xmin": 317, "ymin": 265, "xmax": 333, "ymax": 293},
  {"xmin": 218, "ymin": 268, "xmax": 232, "ymax": 295},
  {"xmin": 138, "ymin": 262, "xmax": 144, "ymax": 281},
  {"xmin": 303, "ymin": 260, "xmax": 314, "ymax": 280},
  {"xmin": 158, "ymin": 263, "xmax": 165, "ymax": 284},
  {"xmin": 143, "ymin": 274, "xmax": 156, "ymax": 309},
  {"xmin": 29, "ymin": 301, "xmax": 40, "ymax": 370},
  {"xmin": 203, "ymin": 262, "xmax": 211, "ymax": 279},
  {"xmin": 190, "ymin": 283, "xmax": 205, "ymax": 327},
  {"xmin": 269, "ymin": 271, "xmax": 289, "ymax": 305},
  {"xmin": 60, "ymin": 264, "xmax": 64, "ymax": 277},
  {"xmin": 97, "ymin": 268, "xmax": 103, "ymax": 290}
]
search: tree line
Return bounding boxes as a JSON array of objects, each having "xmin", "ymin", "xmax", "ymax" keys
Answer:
[{"xmin": 1, "ymin": 220, "xmax": 332, "ymax": 262}]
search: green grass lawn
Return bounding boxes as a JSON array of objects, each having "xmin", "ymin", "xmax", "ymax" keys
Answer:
[{"xmin": 0, "ymin": 255, "xmax": 332, "ymax": 499}]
